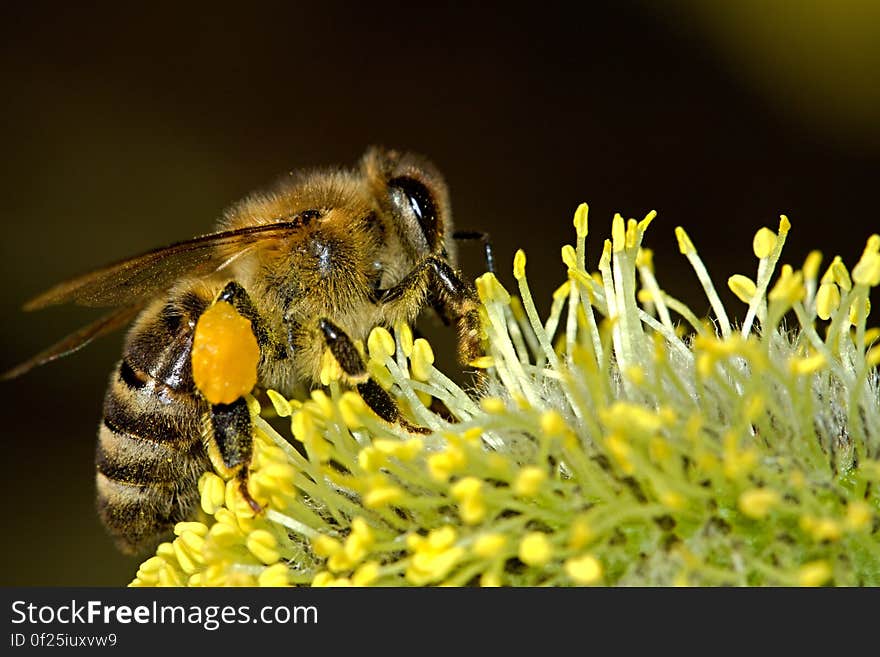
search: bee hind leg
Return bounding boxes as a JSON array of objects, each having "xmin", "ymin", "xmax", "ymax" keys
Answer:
[
  {"xmin": 203, "ymin": 398, "xmax": 263, "ymax": 513},
  {"xmin": 318, "ymin": 318, "xmax": 429, "ymax": 434}
]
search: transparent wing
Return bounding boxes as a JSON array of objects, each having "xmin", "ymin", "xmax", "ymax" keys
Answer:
[
  {"xmin": 2, "ymin": 304, "xmax": 146, "ymax": 380},
  {"xmin": 24, "ymin": 221, "xmax": 301, "ymax": 310}
]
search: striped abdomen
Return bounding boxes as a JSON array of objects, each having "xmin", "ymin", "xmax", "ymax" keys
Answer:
[{"xmin": 96, "ymin": 294, "xmax": 211, "ymax": 554}]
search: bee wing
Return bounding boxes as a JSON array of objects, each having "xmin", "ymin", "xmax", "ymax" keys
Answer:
[
  {"xmin": 24, "ymin": 221, "xmax": 301, "ymax": 310},
  {"xmin": 2, "ymin": 303, "xmax": 146, "ymax": 380}
]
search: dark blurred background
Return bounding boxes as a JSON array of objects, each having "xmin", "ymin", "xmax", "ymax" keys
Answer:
[{"xmin": 1, "ymin": 1, "xmax": 878, "ymax": 585}]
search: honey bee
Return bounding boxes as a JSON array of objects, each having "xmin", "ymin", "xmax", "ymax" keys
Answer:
[{"xmin": 5, "ymin": 147, "xmax": 490, "ymax": 554}]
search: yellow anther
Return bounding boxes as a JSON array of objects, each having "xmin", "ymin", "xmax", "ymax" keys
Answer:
[
  {"xmin": 513, "ymin": 249, "xmax": 527, "ymax": 280},
  {"xmin": 728, "ymin": 274, "xmax": 757, "ymax": 303},
  {"xmin": 174, "ymin": 521, "xmax": 209, "ymax": 538},
  {"xmin": 364, "ymin": 484, "xmax": 403, "ymax": 508},
  {"xmin": 373, "ymin": 437, "xmax": 423, "ymax": 460},
  {"xmin": 367, "ymin": 326, "xmax": 396, "ymax": 362},
  {"xmin": 568, "ymin": 516, "xmax": 595, "ymax": 550},
  {"xmin": 635, "ymin": 247, "xmax": 654, "ymax": 270},
  {"xmin": 599, "ymin": 239, "xmax": 612, "ymax": 268},
  {"xmin": 319, "ymin": 348, "xmax": 343, "ymax": 386},
  {"xmin": 852, "ymin": 250, "xmax": 880, "ymax": 287},
  {"xmin": 473, "ymin": 533, "xmax": 507, "ymax": 558},
  {"xmin": 172, "ymin": 539, "xmax": 199, "ymax": 575},
  {"xmin": 352, "ymin": 561, "xmax": 380, "ymax": 586},
  {"xmin": 744, "ymin": 395, "xmax": 765, "ymax": 423},
  {"xmin": 561, "ymin": 244, "xmax": 577, "ymax": 270},
  {"xmin": 518, "ymin": 532, "xmax": 552, "ymax": 567},
  {"xmin": 675, "ymin": 226, "xmax": 695, "ymax": 255},
  {"xmin": 553, "ymin": 280, "xmax": 572, "ymax": 302},
  {"xmin": 411, "ymin": 338, "xmax": 435, "ymax": 381},
  {"xmin": 611, "ymin": 213, "xmax": 626, "ymax": 252},
  {"xmin": 778, "ymin": 214, "xmax": 791, "ymax": 234},
  {"xmin": 624, "ymin": 365, "xmax": 645, "ymax": 385},
  {"xmin": 625, "ymin": 218, "xmax": 639, "ymax": 249},
  {"xmin": 397, "ymin": 322, "xmax": 414, "ymax": 357},
  {"xmin": 816, "ymin": 282, "xmax": 840, "ymax": 320},
  {"xmin": 830, "ymin": 256, "xmax": 852, "ymax": 291},
  {"xmin": 157, "ymin": 566, "xmax": 184, "ymax": 587},
  {"xmin": 768, "ymin": 265, "xmax": 804, "ymax": 304},
  {"xmin": 468, "ymin": 355, "xmax": 495, "ymax": 369},
  {"xmin": 450, "ymin": 476, "xmax": 482, "ymax": 500},
  {"xmin": 327, "ymin": 549, "xmax": 355, "ymax": 573},
  {"xmin": 224, "ymin": 478, "xmax": 256, "ymax": 518},
  {"xmin": 514, "ymin": 466, "xmax": 546, "ymax": 497},
  {"xmin": 427, "ymin": 446, "xmax": 466, "ymax": 482},
  {"xmin": 800, "ymin": 515, "xmax": 842, "ymax": 542},
  {"xmin": 648, "ymin": 436, "xmax": 672, "ymax": 462},
  {"xmin": 789, "ymin": 353, "xmax": 827, "ymax": 376},
  {"xmin": 540, "ymin": 409, "xmax": 568, "ymax": 436},
  {"xmin": 849, "ymin": 297, "xmax": 871, "ymax": 326},
  {"xmin": 639, "ymin": 209, "xmax": 656, "ymax": 233},
  {"xmin": 573, "ymin": 203, "xmax": 589, "ymax": 238},
  {"xmin": 312, "ymin": 535, "xmax": 343, "ymax": 558},
  {"xmin": 475, "ymin": 272, "xmax": 511, "ymax": 304},
  {"xmin": 803, "ymin": 250, "xmax": 823, "ymax": 281},
  {"xmin": 752, "ymin": 227, "xmax": 777, "ymax": 259},
  {"xmin": 198, "ymin": 472, "xmax": 226, "ymax": 515},
  {"xmin": 246, "ymin": 529, "xmax": 280, "ymax": 565},
  {"xmin": 660, "ymin": 491, "xmax": 686, "ymax": 511},
  {"xmin": 208, "ymin": 522, "xmax": 242, "ymax": 548},
  {"xmin": 600, "ymin": 402, "xmax": 663, "ymax": 435},
  {"xmin": 798, "ymin": 560, "xmax": 832, "ymax": 587},
  {"xmin": 428, "ymin": 526, "xmax": 458, "ymax": 550},
  {"xmin": 265, "ymin": 389, "xmax": 292, "ymax": 418},
  {"xmin": 366, "ymin": 359, "xmax": 394, "ymax": 390},
  {"xmin": 738, "ymin": 488, "xmax": 780, "ymax": 519},
  {"xmin": 258, "ymin": 563, "xmax": 290, "ymax": 587},
  {"xmin": 338, "ymin": 391, "xmax": 367, "ymax": 429},
  {"xmin": 565, "ymin": 554, "xmax": 603, "ymax": 585},
  {"xmin": 845, "ymin": 501, "xmax": 872, "ymax": 531},
  {"xmin": 605, "ymin": 434, "xmax": 634, "ymax": 474},
  {"xmin": 311, "ymin": 572, "xmax": 334, "ymax": 587}
]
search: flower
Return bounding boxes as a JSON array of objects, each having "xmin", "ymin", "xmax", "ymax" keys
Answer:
[{"xmin": 132, "ymin": 204, "xmax": 880, "ymax": 587}]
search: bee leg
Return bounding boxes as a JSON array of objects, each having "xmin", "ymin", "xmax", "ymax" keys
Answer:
[
  {"xmin": 428, "ymin": 258, "xmax": 484, "ymax": 365},
  {"xmin": 377, "ymin": 256, "xmax": 483, "ymax": 364},
  {"xmin": 318, "ymin": 318, "xmax": 429, "ymax": 434},
  {"xmin": 453, "ymin": 230, "xmax": 495, "ymax": 274},
  {"xmin": 216, "ymin": 281, "xmax": 286, "ymax": 359},
  {"xmin": 204, "ymin": 397, "xmax": 262, "ymax": 513}
]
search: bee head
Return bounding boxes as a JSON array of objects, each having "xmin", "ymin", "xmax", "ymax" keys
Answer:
[{"xmin": 362, "ymin": 147, "xmax": 456, "ymax": 265}]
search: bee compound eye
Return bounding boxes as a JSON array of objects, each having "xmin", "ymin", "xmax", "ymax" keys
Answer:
[{"xmin": 388, "ymin": 176, "xmax": 439, "ymax": 250}]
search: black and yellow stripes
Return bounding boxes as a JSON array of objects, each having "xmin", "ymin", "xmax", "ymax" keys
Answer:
[{"xmin": 94, "ymin": 293, "xmax": 213, "ymax": 554}]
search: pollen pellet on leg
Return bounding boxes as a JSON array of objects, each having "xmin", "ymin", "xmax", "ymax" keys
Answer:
[{"xmin": 191, "ymin": 300, "xmax": 260, "ymax": 405}]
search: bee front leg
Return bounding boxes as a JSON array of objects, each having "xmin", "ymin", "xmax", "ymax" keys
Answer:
[
  {"xmin": 379, "ymin": 256, "xmax": 484, "ymax": 365},
  {"xmin": 318, "ymin": 318, "xmax": 429, "ymax": 434}
]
